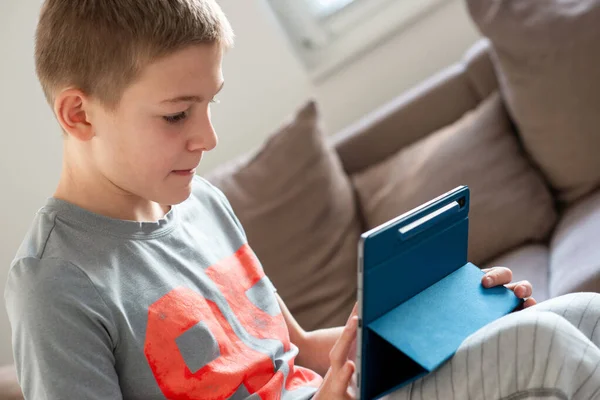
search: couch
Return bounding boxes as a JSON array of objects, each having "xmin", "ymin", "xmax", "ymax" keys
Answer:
[
  {"xmin": 3, "ymin": 0, "xmax": 600, "ymax": 398},
  {"xmin": 205, "ymin": 0, "xmax": 600, "ymax": 333}
]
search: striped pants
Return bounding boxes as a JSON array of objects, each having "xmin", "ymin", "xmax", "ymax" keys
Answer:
[{"xmin": 387, "ymin": 292, "xmax": 600, "ymax": 400}]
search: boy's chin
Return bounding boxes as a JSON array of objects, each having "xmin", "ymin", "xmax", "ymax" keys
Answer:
[{"xmin": 155, "ymin": 184, "xmax": 194, "ymax": 206}]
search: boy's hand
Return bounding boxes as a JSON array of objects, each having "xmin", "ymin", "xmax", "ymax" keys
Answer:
[
  {"xmin": 313, "ymin": 304, "xmax": 358, "ymax": 400},
  {"xmin": 312, "ymin": 266, "xmax": 534, "ymax": 400},
  {"xmin": 481, "ymin": 266, "xmax": 537, "ymax": 309}
]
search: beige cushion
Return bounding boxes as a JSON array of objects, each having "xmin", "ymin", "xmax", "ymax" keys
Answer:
[
  {"xmin": 462, "ymin": 39, "xmax": 498, "ymax": 102},
  {"xmin": 485, "ymin": 244, "xmax": 550, "ymax": 302},
  {"xmin": 205, "ymin": 101, "xmax": 361, "ymax": 330},
  {"xmin": 550, "ymin": 189, "xmax": 600, "ymax": 297},
  {"xmin": 467, "ymin": 0, "xmax": 600, "ymax": 203},
  {"xmin": 332, "ymin": 65, "xmax": 480, "ymax": 175},
  {"xmin": 0, "ymin": 365, "xmax": 22, "ymax": 400},
  {"xmin": 352, "ymin": 92, "xmax": 557, "ymax": 265}
]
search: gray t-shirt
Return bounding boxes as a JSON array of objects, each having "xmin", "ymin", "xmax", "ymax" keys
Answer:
[{"xmin": 5, "ymin": 176, "xmax": 321, "ymax": 399}]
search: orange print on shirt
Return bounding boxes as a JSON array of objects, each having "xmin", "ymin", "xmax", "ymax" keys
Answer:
[{"xmin": 144, "ymin": 244, "xmax": 322, "ymax": 399}]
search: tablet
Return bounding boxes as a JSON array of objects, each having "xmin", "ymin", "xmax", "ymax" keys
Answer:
[{"xmin": 356, "ymin": 186, "xmax": 521, "ymax": 399}]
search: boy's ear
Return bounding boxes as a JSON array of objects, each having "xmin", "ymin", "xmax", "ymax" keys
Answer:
[{"xmin": 54, "ymin": 88, "xmax": 94, "ymax": 141}]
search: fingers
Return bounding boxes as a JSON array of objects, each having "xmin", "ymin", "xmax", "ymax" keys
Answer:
[
  {"xmin": 514, "ymin": 296, "xmax": 537, "ymax": 311},
  {"xmin": 314, "ymin": 360, "xmax": 357, "ymax": 400},
  {"xmin": 481, "ymin": 266, "xmax": 513, "ymax": 288},
  {"xmin": 315, "ymin": 308, "xmax": 359, "ymax": 400},
  {"xmin": 343, "ymin": 303, "xmax": 360, "ymax": 364},
  {"xmin": 329, "ymin": 315, "xmax": 359, "ymax": 370},
  {"xmin": 505, "ymin": 280, "xmax": 533, "ymax": 299},
  {"xmin": 331, "ymin": 360, "xmax": 356, "ymax": 394},
  {"xmin": 482, "ymin": 268, "xmax": 537, "ymax": 310},
  {"xmin": 523, "ymin": 297, "xmax": 537, "ymax": 308}
]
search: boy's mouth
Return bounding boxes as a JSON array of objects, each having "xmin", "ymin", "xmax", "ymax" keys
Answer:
[{"xmin": 172, "ymin": 169, "xmax": 196, "ymax": 176}]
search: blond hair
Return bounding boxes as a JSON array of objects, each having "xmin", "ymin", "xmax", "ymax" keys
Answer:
[{"xmin": 35, "ymin": 0, "xmax": 234, "ymax": 109}]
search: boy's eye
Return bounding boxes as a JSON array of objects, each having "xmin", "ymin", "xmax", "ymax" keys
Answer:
[{"xmin": 163, "ymin": 111, "xmax": 188, "ymax": 124}]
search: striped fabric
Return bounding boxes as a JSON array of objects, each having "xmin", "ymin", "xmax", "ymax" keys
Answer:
[{"xmin": 387, "ymin": 293, "xmax": 600, "ymax": 400}]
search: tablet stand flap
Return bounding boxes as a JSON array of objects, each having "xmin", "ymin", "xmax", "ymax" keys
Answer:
[{"xmin": 367, "ymin": 263, "xmax": 521, "ymax": 373}]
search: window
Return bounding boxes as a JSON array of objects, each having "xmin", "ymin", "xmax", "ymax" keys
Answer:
[
  {"xmin": 304, "ymin": 0, "xmax": 358, "ymax": 18},
  {"xmin": 268, "ymin": 0, "xmax": 448, "ymax": 82}
]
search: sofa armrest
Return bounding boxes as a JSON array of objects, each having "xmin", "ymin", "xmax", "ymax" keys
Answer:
[
  {"xmin": 550, "ymin": 188, "xmax": 600, "ymax": 296},
  {"xmin": 331, "ymin": 64, "xmax": 479, "ymax": 175},
  {"xmin": 331, "ymin": 39, "xmax": 497, "ymax": 176}
]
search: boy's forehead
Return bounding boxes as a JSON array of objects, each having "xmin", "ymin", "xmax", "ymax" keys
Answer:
[{"xmin": 128, "ymin": 45, "xmax": 224, "ymax": 101}]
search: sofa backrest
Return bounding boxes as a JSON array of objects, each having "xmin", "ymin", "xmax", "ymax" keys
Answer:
[{"xmin": 332, "ymin": 39, "xmax": 498, "ymax": 175}]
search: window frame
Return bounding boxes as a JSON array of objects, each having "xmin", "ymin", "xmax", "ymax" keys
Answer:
[{"xmin": 267, "ymin": 0, "xmax": 449, "ymax": 82}]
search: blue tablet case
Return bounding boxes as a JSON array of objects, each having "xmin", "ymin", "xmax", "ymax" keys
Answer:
[{"xmin": 357, "ymin": 186, "xmax": 522, "ymax": 399}]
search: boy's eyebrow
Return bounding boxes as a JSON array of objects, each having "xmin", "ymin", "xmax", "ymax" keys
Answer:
[{"xmin": 161, "ymin": 81, "xmax": 225, "ymax": 104}]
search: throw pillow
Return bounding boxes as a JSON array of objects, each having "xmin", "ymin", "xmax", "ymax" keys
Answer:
[
  {"xmin": 352, "ymin": 92, "xmax": 557, "ymax": 265},
  {"xmin": 205, "ymin": 101, "xmax": 361, "ymax": 330},
  {"xmin": 467, "ymin": 0, "xmax": 600, "ymax": 203}
]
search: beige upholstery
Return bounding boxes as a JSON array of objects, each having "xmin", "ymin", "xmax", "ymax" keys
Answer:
[
  {"xmin": 550, "ymin": 189, "xmax": 600, "ymax": 297},
  {"xmin": 486, "ymin": 245, "xmax": 550, "ymax": 302},
  {"xmin": 202, "ymin": 36, "xmax": 600, "ymax": 332},
  {"xmin": 333, "ymin": 40, "xmax": 497, "ymax": 176},
  {"xmin": 331, "ymin": 37, "xmax": 600, "ymax": 303},
  {"xmin": 351, "ymin": 93, "xmax": 557, "ymax": 265},
  {"xmin": 205, "ymin": 101, "xmax": 361, "ymax": 331},
  {"xmin": 462, "ymin": 39, "xmax": 498, "ymax": 101},
  {"xmin": 332, "ymin": 65, "xmax": 481, "ymax": 175},
  {"xmin": 467, "ymin": 0, "xmax": 600, "ymax": 203}
]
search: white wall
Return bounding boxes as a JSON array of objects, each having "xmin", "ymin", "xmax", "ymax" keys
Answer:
[
  {"xmin": 0, "ymin": 0, "xmax": 479, "ymax": 365},
  {"xmin": 0, "ymin": 0, "xmax": 62, "ymax": 366}
]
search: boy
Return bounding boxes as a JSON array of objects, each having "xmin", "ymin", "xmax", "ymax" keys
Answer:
[{"xmin": 5, "ymin": 0, "xmax": 600, "ymax": 399}]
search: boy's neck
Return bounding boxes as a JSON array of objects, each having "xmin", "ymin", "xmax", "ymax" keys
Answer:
[{"xmin": 55, "ymin": 158, "xmax": 170, "ymax": 223}]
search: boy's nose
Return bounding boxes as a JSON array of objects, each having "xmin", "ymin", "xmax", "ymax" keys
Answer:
[{"xmin": 187, "ymin": 118, "xmax": 218, "ymax": 152}]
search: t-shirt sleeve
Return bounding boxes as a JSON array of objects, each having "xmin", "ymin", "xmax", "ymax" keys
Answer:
[{"xmin": 4, "ymin": 257, "xmax": 123, "ymax": 400}]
